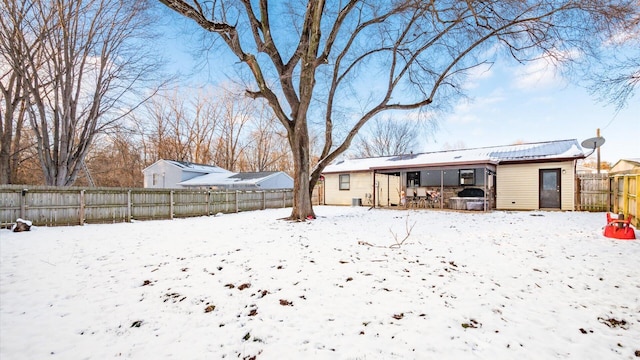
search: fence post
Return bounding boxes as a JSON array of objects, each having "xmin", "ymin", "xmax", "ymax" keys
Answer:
[
  {"xmin": 79, "ymin": 189, "xmax": 85, "ymax": 225},
  {"xmin": 170, "ymin": 190, "xmax": 174, "ymax": 220},
  {"xmin": 20, "ymin": 188, "xmax": 28, "ymax": 220},
  {"xmin": 127, "ymin": 189, "xmax": 132, "ymax": 222},
  {"xmin": 283, "ymin": 190, "xmax": 286, "ymax": 208},
  {"xmin": 235, "ymin": 190, "xmax": 239, "ymax": 213},
  {"xmin": 206, "ymin": 191, "xmax": 210, "ymax": 216},
  {"xmin": 262, "ymin": 191, "xmax": 266, "ymax": 210}
]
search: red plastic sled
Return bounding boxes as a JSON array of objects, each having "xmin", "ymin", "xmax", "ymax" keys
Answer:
[{"xmin": 603, "ymin": 213, "xmax": 636, "ymax": 240}]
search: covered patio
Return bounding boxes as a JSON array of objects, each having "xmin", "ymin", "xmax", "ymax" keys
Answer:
[{"xmin": 373, "ymin": 163, "xmax": 496, "ymax": 211}]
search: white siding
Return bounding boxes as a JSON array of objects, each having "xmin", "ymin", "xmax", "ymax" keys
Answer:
[
  {"xmin": 258, "ymin": 173, "xmax": 294, "ymax": 189},
  {"xmin": 324, "ymin": 172, "xmax": 400, "ymax": 206},
  {"xmin": 143, "ymin": 161, "xmax": 184, "ymax": 189},
  {"xmin": 497, "ymin": 161, "xmax": 575, "ymax": 210},
  {"xmin": 325, "ymin": 172, "xmax": 373, "ymax": 205}
]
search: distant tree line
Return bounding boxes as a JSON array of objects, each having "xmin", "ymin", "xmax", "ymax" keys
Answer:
[{"xmin": 3, "ymin": 84, "xmax": 295, "ymax": 187}]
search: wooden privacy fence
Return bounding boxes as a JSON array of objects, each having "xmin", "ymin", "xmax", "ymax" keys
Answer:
[
  {"xmin": 0, "ymin": 185, "xmax": 293, "ymax": 228},
  {"xmin": 575, "ymin": 173, "xmax": 610, "ymax": 212},
  {"xmin": 611, "ymin": 174, "xmax": 639, "ymax": 228}
]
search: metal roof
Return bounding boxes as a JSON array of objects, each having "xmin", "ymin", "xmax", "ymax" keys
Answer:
[{"xmin": 322, "ymin": 139, "xmax": 585, "ymax": 173}]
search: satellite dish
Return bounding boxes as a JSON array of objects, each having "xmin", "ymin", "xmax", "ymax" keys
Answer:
[{"xmin": 581, "ymin": 136, "xmax": 605, "ymax": 149}]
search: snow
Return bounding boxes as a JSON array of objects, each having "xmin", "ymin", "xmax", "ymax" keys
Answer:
[{"xmin": 1, "ymin": 206, "xmax": 639, "ymax": 359}]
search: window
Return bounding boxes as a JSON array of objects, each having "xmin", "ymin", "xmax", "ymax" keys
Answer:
[
  {"xmin": 152, "ymin": 173, "xmax": 159, "ymax": 186},
  {"xmin": 459, "ymin": 169, "xmax": 475, "ymax": 185},
  {"xmin": 407, "ymin": 171, "xmax": 420, "ymax": 187},
  {"xmin": 339, "ymin": 174, "xmax": 350, "ymax": 190}
]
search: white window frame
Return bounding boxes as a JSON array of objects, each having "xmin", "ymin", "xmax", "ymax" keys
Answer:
[{"xmin": 339, "ymin": 174, "xmax": 350, "ymax": 190}]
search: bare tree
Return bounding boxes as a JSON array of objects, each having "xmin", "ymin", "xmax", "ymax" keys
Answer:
[
  {"xmin": 0, "ymin": 0, "xmax": 40, "ymax": 184},
  {"xmin": 353, "ymin": 117, "xmax": 419, "ymax": 158},
  {"xmin": 2, "ymin": 0, "xmax": 162, "ymax": 186},
  {"xmin": 188, "ymin": 91, "xmax": 221, "ymax": 164},
  {"xmin": 82, "ymin": 129, "xmax": 145, "ymax": 187},
  {"xmin": 212, "ymin": 86, "xmax": 252, "ymax": 171},
  {"xmin": 588, "ymin": 12, "xmax": 640, "ymax": 110},
  {"xmin": 243, "ymin": 101, "xmax": 292, "ymax": 172},
  {"xmin": 0, "ymin": 67, "xmax": 29, "ymax": 184},
  {"xmin": 159, "ymin": 0, "xmax": 636, "ymax": 220}
]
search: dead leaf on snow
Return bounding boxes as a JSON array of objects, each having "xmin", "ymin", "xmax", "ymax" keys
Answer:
[{"xmin": 238, "ymin": 283, "xmax": 251, "ymax": 290}]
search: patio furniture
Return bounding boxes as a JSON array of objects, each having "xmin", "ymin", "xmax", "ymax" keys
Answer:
[{"xmin": 603, "ymin": 213, "xmax": 636, "ymax": 240}]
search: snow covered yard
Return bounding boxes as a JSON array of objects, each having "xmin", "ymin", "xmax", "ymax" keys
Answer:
[{"xmin": 1, "ymin": 206, "xmax": 638, "ymax": 359}]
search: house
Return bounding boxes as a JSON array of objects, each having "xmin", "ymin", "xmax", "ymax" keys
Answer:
[
  {"xmin": 321, "ymin": 139, "xmax": 585, "ymax": 211},
  {"xmin": 142, "ymin": 159, "xmax": 293, "ymax": 190},
  {"xmin": 609, "ymin": 158, "xmax": 640, "ymax": 175},
  {"xmin": 143, "ymin": 160, "xmax": 231, "ymax": 189},
  {"xmin": 178, "ymin": 171, "xmax": 293, "ymax": 190}
]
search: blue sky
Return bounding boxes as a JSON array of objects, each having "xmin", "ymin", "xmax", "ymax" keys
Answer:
[{"xmin": 431, "ymin": 57, "xmax": 639, "ymax": 164}]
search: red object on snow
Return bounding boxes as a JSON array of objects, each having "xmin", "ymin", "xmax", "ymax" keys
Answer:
[{"xmin": 603, "ymin": 213, "xmax": 636, "ymax": 240}]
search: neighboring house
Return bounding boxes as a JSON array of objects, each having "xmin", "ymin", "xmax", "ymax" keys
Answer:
[
  {"xmin": 609, "ymin": 158, "xmax": 640, "ymax": 175},
  {"xmin": 321, "ymin": 139, "xmax": 585, "ymax": 211},
  {"xmin": 179, "ymin": 171, "xmax": 293, "ymax": 190},
  {"xmin": 143, "ymin": 160, "xmax": 231, "ymax": 189},
  {"xmin": 143, "ymin": 159, "xmax": 293, "ymax": 190}
]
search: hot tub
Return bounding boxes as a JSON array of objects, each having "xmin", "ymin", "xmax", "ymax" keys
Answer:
[{"xmin": 449, "ymin": 197, "xmax": 485, "ymax": 210}]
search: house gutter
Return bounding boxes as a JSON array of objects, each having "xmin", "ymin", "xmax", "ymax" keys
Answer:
[
  {"xmin": 370, "ymin": 160, "xmax": 499, "ymax": 172},
  {"xmin": 497, "ymin": 156, "xmax": 585, "ymax": 166}
]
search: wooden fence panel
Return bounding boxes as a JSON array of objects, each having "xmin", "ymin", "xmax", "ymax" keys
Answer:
[
  {"xmin": 612, "ymin": 175, "xmax": 638, "ymax": 228},
  {"xmin": 130, "ymin": 190, "xmax": 173, "ymax": 221},
  {"xmin": 83, "ymin": 189, "xmax": 129, "ymax": 224},
  {"xmin": 239, "ymin": 191, "xmax": 265, "ymax": 211},
  {"xmin": 24, "ymin": 188, "xmax": 82, "ymax": 226},
  {"xmin": 0, "ymin": 188, "xmax": 21, "ymax": 227},
  {"xmin": 173, "ymin": 190, "xmax": 209, "ymax": 218},
  {"xmin": 0, "ymin": 185, "xmax": 293, "ymax": 228},
  {"xmin": 576, "ymin": 174, "xmax": 610, "ymax": 212},
  {"xmin": 209, "ymin": 191, "xmax": 236, "ymax": 214}
]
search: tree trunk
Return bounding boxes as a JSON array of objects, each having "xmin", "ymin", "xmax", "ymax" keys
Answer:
[{"xmin": 289, "ymin": 125, "xmax": 315, "ymax": 221}]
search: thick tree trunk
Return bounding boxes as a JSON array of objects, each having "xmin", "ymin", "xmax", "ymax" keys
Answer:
[{"xmin": 289, "ymin": 126, "xmax": 315, "ymax": 221}]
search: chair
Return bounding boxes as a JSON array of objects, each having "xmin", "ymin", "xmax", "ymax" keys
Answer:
[
  {"xmin": 426, "ymin": 190, "xmax": 440, "ymax": 208},
  {"xmin": 416, "ymin": 187, "xmax": 428, "ymax": 208},
  {"xmin": 407, "ymin": 188, "xmax": 419, "ymax": 208},
  {"xmin": 603, "ymin": 213, "xmax": 636, "ymax": 240}
]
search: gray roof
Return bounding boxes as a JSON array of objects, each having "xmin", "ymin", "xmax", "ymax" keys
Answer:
[
  {"xmin": 323, "ymin": 139, "xmax": 585, "ymax": 173},
  {"xmin": 229, "ymin": 171, "xmax": 280, "ymax": 180}
]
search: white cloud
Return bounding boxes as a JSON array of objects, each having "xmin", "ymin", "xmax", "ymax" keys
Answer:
[
  {"xmin": 512, "ymin": 58, "xmax": 563, "ymax": 90},
  {"xmin": 446, "ymin": 89, "xmax": 506, "ymax": 125},
  {"xmin": 510, "ymin": 49, "xmax": 581, "ymax": 91}
]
